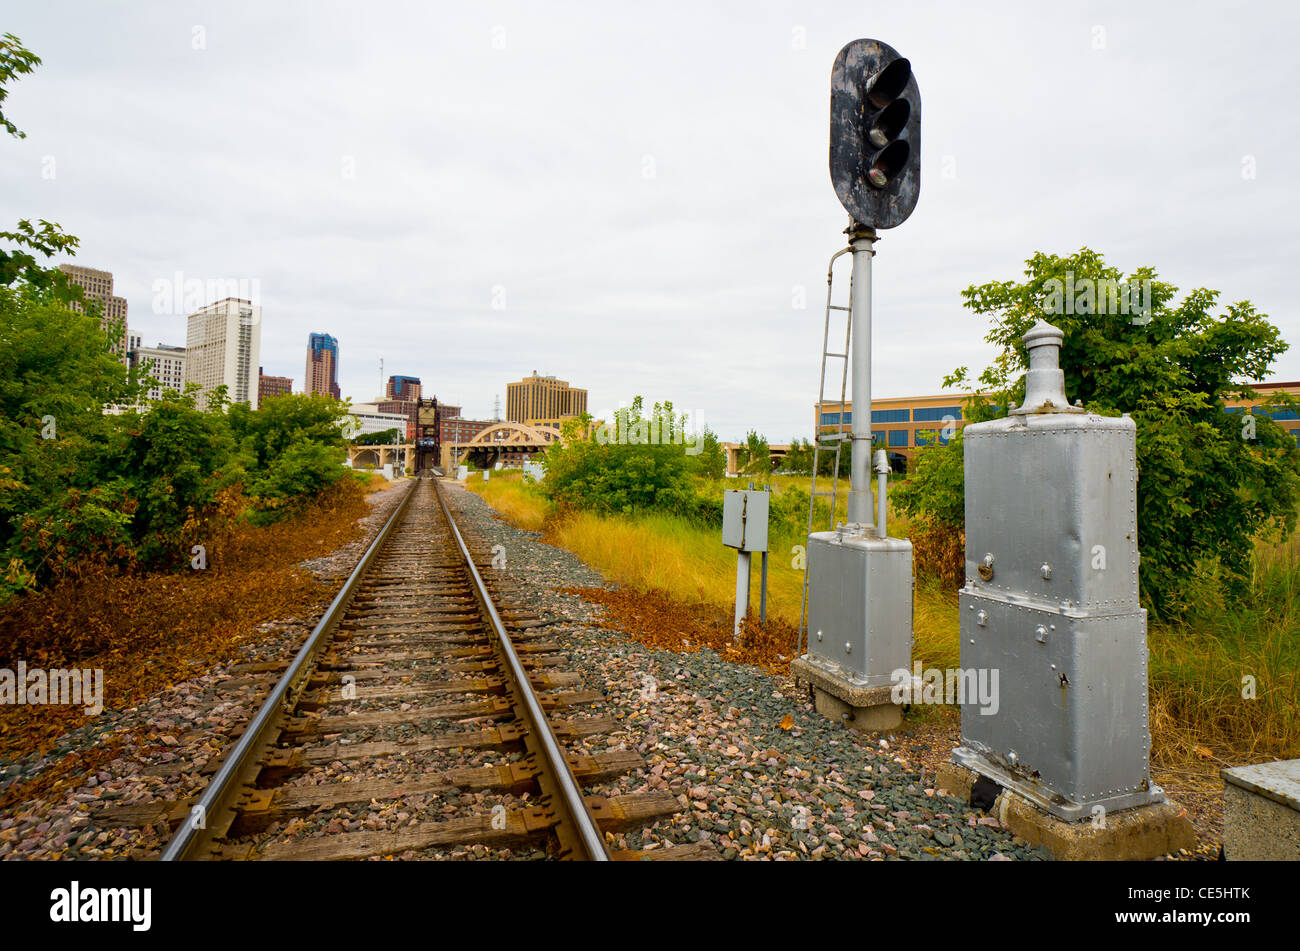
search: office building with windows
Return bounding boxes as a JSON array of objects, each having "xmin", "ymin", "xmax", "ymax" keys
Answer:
[
  {"xmin": 258, "ymin": 367, "xmax": 293, "ymax": 403},
  {"xmin": 305, "ymin": 332, "xmax": 341, "ymax": 399},
  {"xmin": 184, "ymin": 298, "xmax": 261, "ymax": 410},
  {"xmin": 506, "ymin": 372, "xmax": 587, "ymax": 424},
  {"xmin": 386, "ymin": 375, "xmax": 421, "ymax": 401},
  {"xmin": 815, "ymin": 393, "xmax": 970, "ymax": 466},
  {"xmin": 59, "ymin": 264, "xmax": 130, "ymax": 363},
  {"xmin": 818, "ymin": 380, "xmax": 1300, "ymax": 468},
  {"xmin": 1225, "ymin": 381, "xmax": 1300, "ymax": 445},
  {"xmin": 129, "ymin": 342, "xmax": 187, "ymax": 401}
]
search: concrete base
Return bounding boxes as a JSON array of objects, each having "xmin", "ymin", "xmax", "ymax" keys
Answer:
[
  {"xmin": 937, "ymin": 761, "xmax": 1195, "ymax": 861},
  {"xmin": 1222, "ymin": 759, "xmax": 1300, "ymax": 860},
  {"xmin": 791, "ymin": 655, "xmax": 911, "ymax": 733}
]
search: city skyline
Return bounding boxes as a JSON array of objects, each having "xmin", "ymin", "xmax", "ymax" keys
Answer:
[{"xmin": 6, "ymin": 3, "xmax": 1298, "ymax": 441}]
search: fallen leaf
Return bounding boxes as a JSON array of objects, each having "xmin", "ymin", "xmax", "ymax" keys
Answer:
[{"xmin": 779, "ymin": 714, "xmax": 794, "ymax": 731}]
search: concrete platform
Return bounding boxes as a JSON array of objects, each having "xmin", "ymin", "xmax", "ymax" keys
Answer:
[
  {"xmin": 790, "ymin": 656, "xmax": 912, "ymax": 732},
  {"xmin": 936, "ymin": 761, "xmax": 1195, "ymax": 861},
  {"xmin": 1222, "ymin": 758, "xmax": 1300, "ymax": 860}
]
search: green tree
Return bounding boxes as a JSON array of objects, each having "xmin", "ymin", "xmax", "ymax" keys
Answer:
[
  {"xmin": 781, "ymin": 437, "xmax": 814, "ymax": 473},
  {"xmin": 738, "ymin": 430, "xmax": 770, "ymax": 477},
  {"xmin": 896, "ymin": 248, "xmax": 1300, "ymax": 614},
  {"xmin": 0, "ymin": 286, "xmax": 139, "ymax": 590},
  {"xmin": 0, "ymin": 32, "xmax": 40, "ymax": 139},
  {"xmin": 0, "ymin": 36, "xmax": 81, "ymax": 296},
  {"xmin": 352, "ymin": 427, "xmax": 401, "ymax": 446},
  {"xmin": 228, "ymin": 393, "xmax": 351, "ymax": 519},
  {"xmin": 95, "ymin": 393, "xmax": 241, "ymax": 566},
  {"xmin": 691, "ymin": 427, "xmax": 727, "ymax": 480}
]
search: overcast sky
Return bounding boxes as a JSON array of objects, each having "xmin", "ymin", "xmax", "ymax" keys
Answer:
[{"xmin": 3, "ymin": 1, "xmax": 1297, "ymax": 441}]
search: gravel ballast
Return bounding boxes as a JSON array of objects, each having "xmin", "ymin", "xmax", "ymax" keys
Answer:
[{"xmin": 443, "ymin": 482, "xmax": 1045, "ymax": 861}]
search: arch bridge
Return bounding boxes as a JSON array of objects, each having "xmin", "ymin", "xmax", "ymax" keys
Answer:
[
  {"xmin": 347, "ymin": 443, "xmax": 413, "ymax": 474},
  {"xmin": 447, "ymin": 421, "xmax": 561, "ymax": 470}
]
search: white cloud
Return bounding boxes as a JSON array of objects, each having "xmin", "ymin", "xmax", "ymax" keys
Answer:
[{"xmin": 1, "ymin": 0, "xmax": 1296, "ymax": 440}]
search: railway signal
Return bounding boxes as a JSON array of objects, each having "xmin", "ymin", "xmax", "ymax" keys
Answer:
[
  {"xmin": 794, "ymin": 38, "xmax": 922, "ymax": 732},
  {"xmin": 828, "ymin": 38, "xmax": 921, "ymax": 230}
]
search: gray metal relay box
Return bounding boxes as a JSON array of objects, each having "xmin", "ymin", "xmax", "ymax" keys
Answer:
[
  {"xmin": 963, "ymin": 415, "xmax": 1141, "ymax": 612},
  {"xmin": 952, "ymin": 320, "xmax": 1164, "ymax": 821},
  {"xmin": 804, "ymin": 531, "xmax": 913, "ymax": 687},
  {"xmin": 722, "ymin": 489, "xmax": 768, "ymax": 553}
]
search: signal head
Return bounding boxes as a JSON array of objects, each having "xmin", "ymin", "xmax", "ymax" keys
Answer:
[{"xmin": 829, "ymin": 39, "xmax": 921, "ymax": 229}]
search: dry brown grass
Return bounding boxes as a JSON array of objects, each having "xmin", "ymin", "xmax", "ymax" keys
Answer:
[
  {"xmin": 564, "ymin": 584, "xmax": 799, "ymax": 677},
  {"xmin": 0, "ymin": 478, "xmax": 376, "ymax": 765}
]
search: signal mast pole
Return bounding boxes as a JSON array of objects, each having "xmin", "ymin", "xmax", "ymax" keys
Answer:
[{"xmin": 846, "ymin": 224, "xmax": 877, "ymax": 531}]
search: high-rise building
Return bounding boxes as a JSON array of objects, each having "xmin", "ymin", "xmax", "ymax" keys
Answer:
[
  {"xmin": 183, "ymin": 298, "xmax": 262, "ymax": 410},
  {"xmin": 59, "ymin": 264, "xmax": 129, "ymax": 363},
  {"xmin": 129, "ymin": 342, "xmax": 187, "ymax": 401},
  {"xmin": 258, "ymin": 367, "xmax": 293, "ymax": 403},
  {"xmin": 506, "ymin": 372, "xmax": 587, "ymax": 424},
  {"xmin": 386, "ymin": 375, "xmax": 422, "ymax": 401},
  {"xmin": 305, "ymin": 333, "xmax": 340, "ymax": 399}
]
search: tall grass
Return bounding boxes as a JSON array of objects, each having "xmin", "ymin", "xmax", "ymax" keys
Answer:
[
  {"xmin": 464, "ymin": 471, "xmax": 549, "ymax": 532},
  {"xmin": 1148, "ymin": 529, "xmax": 1300, "ymax": 766},
  {"xmin": 467, "ymin": 470, "xmax": 950, "ymax": 662}
]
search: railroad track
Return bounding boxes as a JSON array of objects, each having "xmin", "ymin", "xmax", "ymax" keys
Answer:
[{"xmin": 98, "ymin": 476, "xmax": 707, "ymax": 860}]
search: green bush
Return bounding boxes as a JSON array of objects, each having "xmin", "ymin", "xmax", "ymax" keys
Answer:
[
  {"xmin": 899, "ymin": 247, "xmax": 1300, "ymax": 615},
  {"xmin": 244, "ymin": 438, "xmax": 347, "ymax": 523},
  {"xmin": 543, "ymin": 397, "xmax": 704, "ymax": 520},
  {"xmin": 0, "ymin": 289, "xmax": 357, "ymax": 593}
]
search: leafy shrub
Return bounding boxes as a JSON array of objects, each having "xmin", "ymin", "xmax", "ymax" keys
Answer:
[
  {"xmin": 897, "ymin": 248, "xmax": 1300, "ymax": 615},
  {"xmin": 244, "ymin": 438, "xmax": 347, "ymax": 523},
  {"xmin": 543, "ymin": 397, "xmax": 702, "ymax": 519}
]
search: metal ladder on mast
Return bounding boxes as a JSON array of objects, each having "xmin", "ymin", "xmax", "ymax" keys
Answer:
[{"xmin": 797, "ymin": 245, "xmax": 855, "ymax": 657}]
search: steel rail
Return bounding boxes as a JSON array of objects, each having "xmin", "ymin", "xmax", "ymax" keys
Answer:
[
  {"xmin": 159, "ymin": 477, "xmax": 419, "ymax": 861},
  {"xmin": 432, "ymin": 481, "xmax": 611, "ymax": 861}
]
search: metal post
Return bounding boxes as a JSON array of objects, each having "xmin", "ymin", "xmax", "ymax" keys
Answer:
[
  {"xmin": 759, "ymin": 551, "xmax": 768, "ymax": 623},
  {"xmin": 734, "ymin": 551, "xmax": 751, "ymax": 639},
  {"xmin": 846, "ymin": 223, "xmax": 877, "ymax": 531},
  {"xmin": 874, "ymin": 448, "xmax": 889, "ymax": 538}
]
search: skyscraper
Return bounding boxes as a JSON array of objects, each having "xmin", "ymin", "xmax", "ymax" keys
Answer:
[
  {"xmin": 183, "ymin": 298, "xmax": 262, "ymax": 410},
  {"xmin": 59, "ymin": 264, "xmax": 129, "ymax": 363},
  {"xmin": 506, "ymin": 372, "xmax": 587, "ymax": 424},
  {"xmin": 305, "ymin": 333, "xmax": 340, "ymax": 399},
  {"xmin": 386, "ymin": 375, "xmax": 421, "ymax": 401}
]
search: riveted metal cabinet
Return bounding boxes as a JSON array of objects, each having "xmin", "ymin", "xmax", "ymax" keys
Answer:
[
  {"xmin": 963, "ymin": 413, "xmax": 1140, "ymax": 613},
  {"xmin": 805, "ymin": 531, "xmax": 912, "ymax": 687},
  {"xmin": 953, "ymin": 594, "xmax": 1155, "ymax": 819},
  {"xmin": 953, "ymin": 320, "xmax": 1164, "ymax": 820}
]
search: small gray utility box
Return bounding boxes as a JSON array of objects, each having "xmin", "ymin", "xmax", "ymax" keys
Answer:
[{"xmin": 722, "ymin": 489, "xmax": 768, "ymax": 553}]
